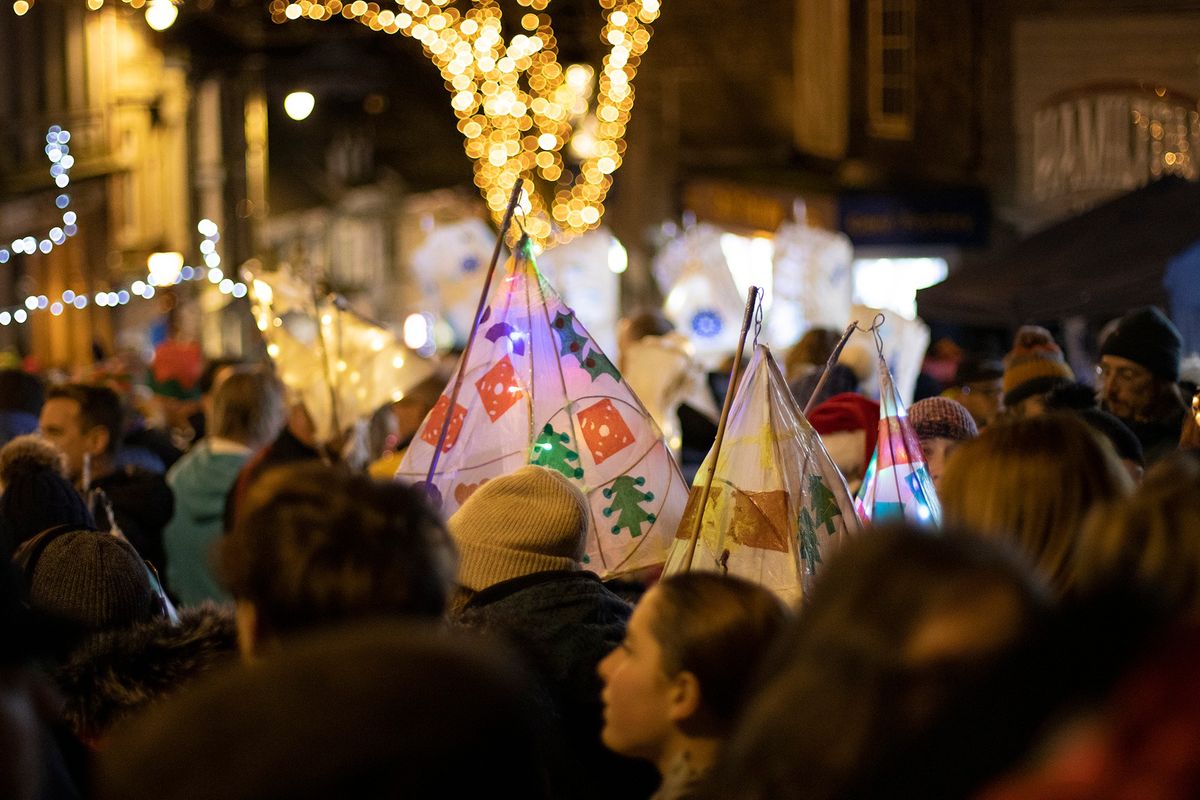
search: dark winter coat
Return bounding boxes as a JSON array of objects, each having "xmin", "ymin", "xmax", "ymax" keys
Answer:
[
  {"xmin": 1126, "ymin": 412, "xmax": 1186, "ymax": 466},
  {"xmin": 92, "ymin": 466, "xmax": 174, "ymax": 579},
  {"xmin": 454, "ymin": 570, "xmax": 658, "ymax": 800},
  {"xmin": 53, "ymin": 604, "xmax": 237, "ymax": 743}
]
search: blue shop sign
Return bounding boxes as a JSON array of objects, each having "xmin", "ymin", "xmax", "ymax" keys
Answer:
[{"xmin": 838, "ymin": 189, "xmax": 990, "ymax": 247}]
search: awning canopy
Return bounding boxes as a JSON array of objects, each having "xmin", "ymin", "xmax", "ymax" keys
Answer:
[{"xmin": 917, "ymin": 177, "xmax": 1200, "ymax": 327}]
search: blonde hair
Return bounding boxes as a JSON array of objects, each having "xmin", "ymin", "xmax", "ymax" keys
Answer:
[
  {"xmin": 1072, "ymin": 452, "xmax": 1200, "ymax": 617},
  {"xmin": 940, "ymin": 413, "xmax": 1132, "ymax": 591}
]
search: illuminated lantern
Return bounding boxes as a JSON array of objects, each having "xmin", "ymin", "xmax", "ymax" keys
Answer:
[
  {"xmin": 663, "ymin": 345, "xmax": 863, "ymax": 602},
  {"xmin": 245, "ymin": 265, "xmax": 435, "ymax": 444},
  {"xmin": 854, "ymin": 354, "xmax": 942, "ymax": 527},
  {"xmin": 398, "ymin": 236, "xmax": 688, "ymax": 578}
]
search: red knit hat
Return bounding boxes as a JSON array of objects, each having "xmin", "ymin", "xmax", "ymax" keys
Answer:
[{"xmin": 808, "ymin": 392, "xmax": 880, "ymax": 469}]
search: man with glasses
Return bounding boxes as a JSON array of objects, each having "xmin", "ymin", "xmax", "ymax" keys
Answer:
[{"xmin": 1098, "ymin": 306, "xmax": 1187, "ymax": 465}]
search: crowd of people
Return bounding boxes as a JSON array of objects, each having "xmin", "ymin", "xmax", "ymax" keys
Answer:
[{"xmin": 0, "ymin": 302, "xmax": 1199, "ymax": 799}]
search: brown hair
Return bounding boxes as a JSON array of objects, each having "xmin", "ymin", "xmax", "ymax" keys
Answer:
[
  {"xmin": 939, "ymin": 413, "xmax": 1132, "ymax": 592},
  {"xmin": 210, "ymin": 367, "xmax": 285, "ymax": 450},
  {"xmin": 649, "ymin": 573, "xmax": 788, "ymax": 732},
  {"xmin": 1072, "ymin": 451, "xmax": 1200, "ymax": 618},
  {"xmin": 220, "ymin": 462, "xmax": 456, "ymax": 639},
  {"xmin": 784, "ymin": 328, "xmax": 842, "ymax": 382}
]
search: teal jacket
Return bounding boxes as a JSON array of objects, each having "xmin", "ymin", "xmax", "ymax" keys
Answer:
[{"xmin": 163, "ymin": 441, "xmax": 249, "ymax": 606}]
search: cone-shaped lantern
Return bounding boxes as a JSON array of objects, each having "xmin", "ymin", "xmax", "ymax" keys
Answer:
[
  {"xmin": 246, "ymin": 266, "xmax": 435, "ymax": 444},
  {"xmin": 662, "ymin": 346, "xmax": 863, "ymax": 602},
  {"xmin": 854, "ymin": 355, "xmax": 942, "ymax": 527},
  {"xmin": 396, "ymin": 236, "xmax": 689, "ymax": 578}
]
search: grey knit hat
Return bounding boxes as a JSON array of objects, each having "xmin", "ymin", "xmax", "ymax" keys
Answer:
[
  {"xmin": 448, "ymin": 465, "xmax": 589, "ymax": 592},
  {"xmin": 21, "ymin": 528, "xmax": 155, "ymax": 634}
]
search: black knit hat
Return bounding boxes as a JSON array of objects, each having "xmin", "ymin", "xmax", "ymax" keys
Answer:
[
  {"xmin": 18, "ymin": 527, "xmax": 155, "ymax": 635},
  {"xmin": 1100, "ymin": 306, "xmax": 1183, "ymax": 382},
  {"xmin": 0, "ymin": 435, "xmax": 95, "ymax": 549}
]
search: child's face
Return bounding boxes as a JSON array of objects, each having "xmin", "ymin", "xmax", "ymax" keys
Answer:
[{"xmin": 920, "ymin": 436, "xmax": 960, "ymax": 492}]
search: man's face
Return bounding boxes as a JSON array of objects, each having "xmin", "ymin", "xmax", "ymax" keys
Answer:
[
  {"xmin": 1098, "ymin": 355, "xmax": 1155, "ymax": 422},
  {"xmin": 38, "ymin": 397, "xmax": 90, "ymax": 481}
]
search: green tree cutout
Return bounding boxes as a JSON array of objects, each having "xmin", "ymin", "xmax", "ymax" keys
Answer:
[
  {"xmin": 603, "ymin": 475, "xmax": 657, "ymax": 538},
  {"xmin": 551, "ymin": 310, "xmax": 589, "ymax": 363},
  {"xmin": 581, "ymin": 348, "xmax": 622, "ymax": 383},
  {"xmin": 530, "ymin": 424, "xmax": 584, "ymax": 479},
  {"xmin": 549, "ymin": 309, "xmax": 623, "ymax": 384},
  {"xmin": 797, "ymin": 475, "xmax": 843, "ymax": 574}
]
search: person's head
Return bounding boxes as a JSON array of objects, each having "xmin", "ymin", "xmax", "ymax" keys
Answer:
[
  {"xmin": 946, "ymin": 356, "xmax": 1005, "ymax": 427},
  {"xmin": 940, "ymin": 414, "xmax": 1132, "ymax": 591},
  {"xmin": 908, "ymin": 397, "xmax": 978, "ymax": 491},
  {"xmin": 1071, "ymin": 451, "xmax": 1200, "ymax": 619},
  {"xmin": 448, "ymin": 465, "xmax": 589, "ymax": 593},
  {"xmin": 1002, "ymin": 326, "xmax": 1074, "ymax": 420},
  {"xmin": 807, "ymin": 393, "xmax": 880, "ymax": 493},
  {"xmin": 38, "ymin": 383, "xmax": 124, "ymax": 481},
  {"xmin": 790, "ymin": 363, "xmax": 859, "ymax": 411},
  {"xmin": 392, "ymin": 374, "xmax": 446, "ymax": 448},
  {"xmin": 209, "ymin": 367, "xmax": 285, "ymax": 451},
  {"xmin": 198, "ymin": 357, "xmax": 244, "ymax": 426},
  {"xmin": 13, "ymin": 527, "xmax": 155, "ymax": 656},
  {"xmin": 220, "ymin": 462, "xmax": 455, "ymax": 658},
  {"xmin": 618, "ymin": 309, "xmax": 675, "ymax": 368},
  {"xmin": 598, "ymin": 573, "xmax": 788, "ymax": 773},
  {"xmin": 1098, "ymin": 306, "xmax": 1185, "ymax": 424},
  {"xmin": 705, "ymin": 526, "xmax": 1051, "ymax": 800},
  {"xmin": 0, "ymin": 435, "xmax": 95, "ymax": 550},
  {"xmin": 785, "ymin": 328, "xmax": 842, "ymax": 384},
  {"xmin": 98, "ymin": 621, "xmax": 554, "ymax": 800}
]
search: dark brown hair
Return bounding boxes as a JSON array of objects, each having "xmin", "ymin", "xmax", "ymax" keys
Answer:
[
  {"xmin": 220, "ymin": 463, "xmax": 456, "ymax": 638},
  {"xmin": 649, "ymin": 572, "xmax": 788, "ymax": 732}
]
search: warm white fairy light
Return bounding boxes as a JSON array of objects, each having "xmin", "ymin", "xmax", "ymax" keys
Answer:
[
  {"xmin": 0, "ymin": 126, "xmax": 78, "ymax": 265},
  {"xmin": 272, "ymin": 0, "xmax": 659, "ymax": 244}
]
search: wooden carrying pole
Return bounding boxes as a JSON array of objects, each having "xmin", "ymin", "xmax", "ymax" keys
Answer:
[
  {"xmin": 681, "ymin": 286, "xmax": 761, "ymax": 572},
  {"xmin": 423, "ymin": 181, "xmax": 524, "ymax": 501},
  {"xmin": 802, "ymin": 320, "xmax": 859, "ymax": 418}
]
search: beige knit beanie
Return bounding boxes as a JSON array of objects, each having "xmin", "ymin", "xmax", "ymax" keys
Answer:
[{"xmin": 448, "ymin": 465, "xmax": 590, "ymax": 592}]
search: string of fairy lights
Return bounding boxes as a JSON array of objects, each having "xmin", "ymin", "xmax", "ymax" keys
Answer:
[
  {"xmin": 0, "ymin": 126, "xmax": 78, "ymax": 266},
  {"xmin": 0, "ymin": 123, "xmax": 245, "ymax": 326},
  {"xmin": 271, "ymin": 0, "xmax": 659, "ymax": 244}
]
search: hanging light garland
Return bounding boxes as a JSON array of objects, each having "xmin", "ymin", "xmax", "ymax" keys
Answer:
[
  {"xmin": 0, "ymin": 219, "xmax": 246, "ymax": 327},
  {"xmin": 0, "ymin": 126, "xmax": 79, "ymax": 265},
  {"xmin": 271, "ymin": 0, "xmax": 660, "ymax": 244}
]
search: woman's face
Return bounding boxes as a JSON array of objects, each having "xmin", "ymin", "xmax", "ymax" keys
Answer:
[{"xmin": 597, "ymin": 587, "xmax": 677, "ymax": 762}]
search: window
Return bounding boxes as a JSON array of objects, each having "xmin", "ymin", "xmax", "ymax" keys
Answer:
[{"xmin": 867, "ymin": 0, "xmax": 915, "ymax": 140}]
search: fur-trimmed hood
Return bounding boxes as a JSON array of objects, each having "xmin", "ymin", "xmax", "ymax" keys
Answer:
[{"xmin": 54, "ymin": 603, "xmax": 238, "ymax": 740}]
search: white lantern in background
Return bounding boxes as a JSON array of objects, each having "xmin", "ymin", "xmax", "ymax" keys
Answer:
[
  {"xmin": 410, "ymin": 218, "xmax": 503, "ymax": 345},
  {"xmin": 536, "ymin": 228, "xmax": 622, "ymax": 357},
  {"xmin": 653, "ymin": 223, "xmax": 747, "ymax": 370},
  {"xmin": 771, "ymin": 221, "xmax": 854, "ymax": 349}
]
